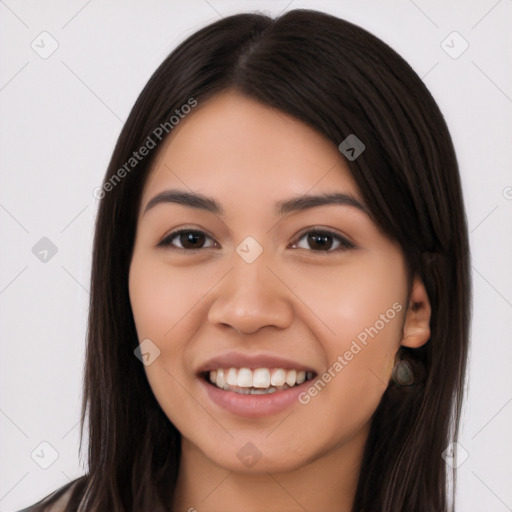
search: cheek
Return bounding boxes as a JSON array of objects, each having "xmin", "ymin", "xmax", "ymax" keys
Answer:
[
  {"xmin": 129, "ymin": 261, "xmax": 186, "ymax": 432},
  {"xmin": 282, "ymin": 253, "xmax": 407, "ymax": 349},
  {"xmin": 283, "ymin": 254, "xmax": 407, "ymax": 412},
  {"xmin": 128, "ymin": 254, "xmax": 224, "ymax": 423},
  {"xmin": 129, "ymin": 253, "xmax": 219, "ymax": 343}
]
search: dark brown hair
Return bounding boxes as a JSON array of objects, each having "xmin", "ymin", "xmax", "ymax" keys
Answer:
[{"xmin": 22, "ymin": 8, "xmax": 470, "ymax": 512}]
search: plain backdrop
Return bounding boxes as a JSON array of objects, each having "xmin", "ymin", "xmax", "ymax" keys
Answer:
[{"xmin": 1, "ymin": 1, "xmax": 511, "ymax": 511}]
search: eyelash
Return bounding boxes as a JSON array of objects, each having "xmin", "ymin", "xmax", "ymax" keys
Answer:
[{"xmin": 157, "ymin": 227, "xmax": 355, "ymax": 254}]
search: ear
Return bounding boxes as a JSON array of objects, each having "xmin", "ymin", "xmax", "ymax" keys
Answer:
[{"xmin": 401, "ymin": 275, "xmax": 431, "ymax": 348}]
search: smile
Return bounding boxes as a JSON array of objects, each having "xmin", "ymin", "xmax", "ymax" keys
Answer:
[{"xmin": 207, "ymin": 367, "xmax": 316, "ymax": 394}]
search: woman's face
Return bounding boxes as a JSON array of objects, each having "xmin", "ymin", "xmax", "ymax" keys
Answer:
[{"xmin": 129, "ymin": 90, "xmax": 426, "ymax": 474}]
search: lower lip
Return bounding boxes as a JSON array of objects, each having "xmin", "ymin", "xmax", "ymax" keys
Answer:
[{"xmin": 200, "ymin": 377, "xmax": 311, "ymax": 418}]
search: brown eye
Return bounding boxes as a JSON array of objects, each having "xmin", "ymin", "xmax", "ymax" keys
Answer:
[
  {"xmin": 292, "ymin": 229, "xmax": 355, "ymax": 252},
  {"xmin": 158, "ymin": 229, "xmax": 216, "ymax": 251},
  {"xmin": 179, "ymin": 231, "xmax": 205, "ymax": 249},
  {"xmin": 307, "ymin": 232, "xmax": 333, "ymax": 251}
]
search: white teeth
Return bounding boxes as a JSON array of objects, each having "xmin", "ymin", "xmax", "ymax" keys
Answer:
[
  {"xmin": 237, "ymin": 368, "xmax": 252, "ymax": 387},
  {"xmin": 285, "ymin": 369, "xmax": 297, "ymax": 387},
  {"xmin": 226, "ymin": 368, "xmax": 238, "ymax": 386},
  {"xmin": 252, "ymin": 368, "xmax": 271, "ymax": 388},
  {"xmin": 208, "ymin": 367, "xmax": 314, "ymax": 392},
  {"xmin": 216, "ymin": 368, "xmax": 226, "ymax": 388},
  {"xmin": 270, "ymin": 368, "xmax": 286, "ymax": 387}
]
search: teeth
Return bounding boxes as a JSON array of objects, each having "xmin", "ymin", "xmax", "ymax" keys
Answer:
[
  {"xmin": 237, "ymin": 368, "xmax": 252, "ymax": 387},
  {"xmin": 285, "ymin": 369, "xmax": 297, "ymax": 387},
  {"xmin": 208, "ymin": 367, "xmax": 313, "ymax": 392},
  {"xmin": 253, "ymin": 368, "xmax": 271, "ymax": 388},
  {"xmin": 226, "ymin": 368, "xmax": 238, "ymax": 386},
  {"xmin": 216, "ymin": 368, "xmax": 226, "ymax": 388},
  {"xmin": 270, "ymin": 368, "xmax": 286, "ymax": 387}
]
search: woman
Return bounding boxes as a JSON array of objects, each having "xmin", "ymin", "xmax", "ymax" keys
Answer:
[{"xmin": 21, "ymin": 8, "xmax": 470, "ymax": 512}]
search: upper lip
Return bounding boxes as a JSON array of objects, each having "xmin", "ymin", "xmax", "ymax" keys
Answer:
[{"xmin": 196, "ymin": 351, "xmax": 317, "ymax": 375}]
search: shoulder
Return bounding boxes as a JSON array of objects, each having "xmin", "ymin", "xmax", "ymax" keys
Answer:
[
  {"xmin": 18, "ymin": 478, "xmax": 85, "ymax": 512},
  {"xmin": 45, "ymin": 484, "xmax": 75, "ymax": 512}
]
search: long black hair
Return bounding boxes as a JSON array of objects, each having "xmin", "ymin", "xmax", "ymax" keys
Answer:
[{"xmin": 22, "ymin": 8, "xmax": 470, "ymax": 512}]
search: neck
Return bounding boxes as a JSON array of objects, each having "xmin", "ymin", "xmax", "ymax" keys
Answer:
[{"xmin": 171, "ymin": 423, "xmax": 369, "ymax": 512}]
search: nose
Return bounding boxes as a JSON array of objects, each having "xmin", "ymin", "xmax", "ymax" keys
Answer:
[{"xmin": 207, "ymin": 251, "xmax": 294, "ymax": 335}]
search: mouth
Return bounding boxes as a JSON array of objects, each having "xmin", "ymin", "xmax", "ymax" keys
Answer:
[
  {"xmin": 201, "ymin": 367, "xmax": 316, "ymax": 395},
  {"xmin": 196, "ymin": 352, "xmax": 318, "ymax": 417}
]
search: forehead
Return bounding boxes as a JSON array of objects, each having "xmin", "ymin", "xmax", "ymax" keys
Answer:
[{"xmin": 141, "ymin": 90, "xmax": 361, "ymax": 210}]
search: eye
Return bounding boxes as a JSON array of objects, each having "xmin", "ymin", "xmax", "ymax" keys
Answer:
[
  {"xmin": 157, "ymin": 228, "xmax": 217, "ymax": 252},
  {"xmin": 157, "ymin": 227, "xmax": 355, "ymax": 253},
  {"xmin": 290, "ymin": 228, "xmax": 355, "ymax": 252}
]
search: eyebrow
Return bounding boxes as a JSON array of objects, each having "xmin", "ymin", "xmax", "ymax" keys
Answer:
[{"xmin": 143, "ymin": 189, "xmax": 369, "ymax": 217}]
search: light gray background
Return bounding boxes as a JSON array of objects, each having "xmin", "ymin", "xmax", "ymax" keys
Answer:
[{"xmin": 1, "ymin": 1, "xmax": 511, "ymax": 511}]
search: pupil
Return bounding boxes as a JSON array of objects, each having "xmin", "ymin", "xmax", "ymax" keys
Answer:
[
  {"xmin": 308, "ymin": 232, "xmax": 332, "ymax": 250},
  {"xmin": 181, "ymin": 231, "xmax": 204, "ymax": 248}
]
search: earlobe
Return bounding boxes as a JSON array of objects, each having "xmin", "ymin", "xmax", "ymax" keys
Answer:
[{"xmin": 401, "ymin": 276, "xmax": 431, "ymax": 348}]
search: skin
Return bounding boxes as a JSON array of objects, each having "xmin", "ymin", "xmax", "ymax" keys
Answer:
[{"xmin": 128, "ymin": 90, "xmax": 431, "ymax": 511}]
